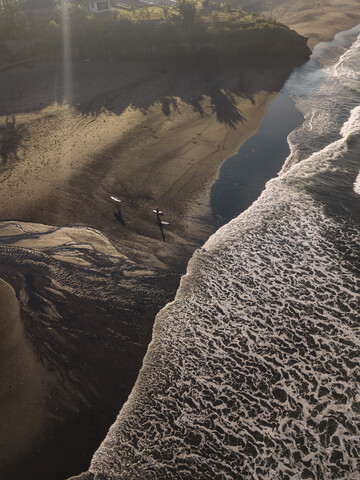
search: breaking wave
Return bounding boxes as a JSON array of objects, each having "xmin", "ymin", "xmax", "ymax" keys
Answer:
[{"xmin": 88, "ymin": 27, "xmax": 360, "ymax": 479}]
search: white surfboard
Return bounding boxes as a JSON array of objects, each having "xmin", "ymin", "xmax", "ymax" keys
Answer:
[
  {"xmin": 160, "ymin": 221, "xmax": 169, "ymax": 226},
  {"xmin": 111, "ymin": 196, "xmax": 121, "ymax": 203}
]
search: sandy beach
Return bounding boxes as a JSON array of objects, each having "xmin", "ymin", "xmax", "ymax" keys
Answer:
[
  {"xmin": 260, "ymin": 0, "xmax": 360, "ymax": 49},
  {"xmin": 0, "ymin": 60, "xmax": 283, "ymax": 270},
  {"xmin": 0, "ymin": 279, "xmax": 50, "ymax": 468},
  {"xmin": 0, "ymin": 60, "xmax": 286, "ymax": 479},
  {"xmin": 238, "ymin": 0, "xmax": 360, "ymax": 48},
  {"xmin": 0, "ymin": 1, "xmax": 359, "ymax": 478}
]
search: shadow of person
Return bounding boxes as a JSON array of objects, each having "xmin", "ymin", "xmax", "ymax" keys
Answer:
[
  {"xmin": 114, "ymin": 208, "xmax": 125, "ymax": 225},
  {"xmin": 158, "ymin": 221, "xmax": 166, "ymax": 242}
]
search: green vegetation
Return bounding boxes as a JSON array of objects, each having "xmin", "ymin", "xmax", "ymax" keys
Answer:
[
  {"xmin": 0, "ymin": 0, "xmax": 310, "ymax": 67},
  {"xmin": 175, "ymin": 0, "xmax": 199, "ymax": 28},
  {"xmin": 0, "ymin": 0, "xmax": 20, "ymax": 54}
]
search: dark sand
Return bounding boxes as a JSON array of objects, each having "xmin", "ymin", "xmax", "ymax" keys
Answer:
[
  {"xmin": 0, "ymin": 278, "xmax": 49, "ymax": 468},
  {"xmin": 0, "ymin": 4, "xmax": 359, "ymax": 478},
  {"xmin": 0, "ymin": 249, "xmax": 177, "ymax": 479},
  {"xmin": 0, "ymin": 60, "xmax": 286, "ymax": 480}
]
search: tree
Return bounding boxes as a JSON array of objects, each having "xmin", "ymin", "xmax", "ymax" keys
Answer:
[
  {"xmin": 176, "ymin": 0, "xmax": 198, "ymax": 28},
  {"xmin": 0, "ymin": 0, "xmax": 19, "ymax": 19},
  {"xmin": 0, "ymin": 0, "xmax": 20, "ymax": 39}
]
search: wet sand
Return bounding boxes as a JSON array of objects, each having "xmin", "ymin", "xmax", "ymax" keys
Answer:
[
  {"xmin": 0, "ymin": 237, "xmax": 175, "ymax": 480},
  {"xmin": 0, "ymin": 278, "xmax": 49, "ymax": 467},
  {"xmin": 0, "ymin": 4, "xmax": 359, "ymax": 479},
  {"xmin": 0, "ymin": 60, "xmax": 288, "ymax": 480},
  {"xmin": 0, "ymin": 60, "xmax": 284, "ymax": 269}
]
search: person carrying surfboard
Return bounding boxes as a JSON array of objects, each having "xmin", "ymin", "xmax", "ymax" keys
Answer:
[{"xmin": 152, "ymin": 207, "xmax": 163, "ymax": 216}]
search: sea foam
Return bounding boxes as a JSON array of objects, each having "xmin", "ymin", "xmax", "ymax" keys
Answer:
[{"xmin": 89, "ymin": 28, "xmax": 360, "ymax": 480}]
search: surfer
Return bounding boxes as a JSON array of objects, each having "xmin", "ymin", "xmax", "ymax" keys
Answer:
[
  {"xmin": 111, "ymin": 196, "xmax": 125, "ymax": 225},
  {"xmin": 153, "ymin": 207, "xmax": 168, "ymax": 242},
  {"xmin": 152, "ymin": 207, "xmax": 163, "ymax": 216}
]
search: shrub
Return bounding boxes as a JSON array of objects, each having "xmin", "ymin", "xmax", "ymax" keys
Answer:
[
  {"xmin": 43, "ymin": 19, "xmax": 61, "ymax": 57},
  {"xmin": 176, "ymin": 0, "xmax": 199, "ymax": 28}
]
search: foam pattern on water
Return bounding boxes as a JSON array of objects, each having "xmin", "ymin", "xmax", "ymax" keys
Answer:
[
  {"xmin": 88, "ymin": 28, "xmax": 360, "ymax": 480},
  {"xmin": 283, "ymin": 27, "xmax": 360, "ymax": 172},
  {"xmin": 90, "ymin": 117, "xmax": 360, "ymax": 480},
  {"xmin": 90, "ymin": 154, "xmax": 359, "ymax": 479}
]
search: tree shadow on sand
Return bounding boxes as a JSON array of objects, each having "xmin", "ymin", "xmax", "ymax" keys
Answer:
[
  {"xmin": 69, "ymin": 63, "xmax": 252, "ymax": 127},
  {"xmin": 0, "ymin": 60, "xmax": 289, "ymax": 129},
  {"xmin": 161, "ymin": 96, "xmax": 179, "ymax": 116},
  {"xmin": 210, "ymin": 89, "xmax": 245, "ymax": 128}
]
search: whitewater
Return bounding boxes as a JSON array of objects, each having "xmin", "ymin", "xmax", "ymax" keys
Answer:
[{"xmin": 88, "ymin": 26, "xmax": 360, "ymax": 479}]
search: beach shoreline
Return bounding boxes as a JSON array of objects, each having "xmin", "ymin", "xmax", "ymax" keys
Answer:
[
  {"xmin": 237, "ymin": 0, "xmax": 360, "ymax": 48},
  {"xmin": 0, "ymin": 4, "xmax": 359, "ymax": 478},
  {"xmin": 260, "ymin": 0, "xmax": 360, "ymax": 49},
  {"xmin": 0, "ymin": 59, "xmax": 288, "ymax": 480},
  {"xmin": 0, "ymin": 59, "xmax": 286, "ymax": 269}
]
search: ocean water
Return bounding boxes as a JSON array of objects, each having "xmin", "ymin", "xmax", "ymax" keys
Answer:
[
  {"xmin": 210, "ymin": 90, "xmax": 304, "ymax": 228},
  {"xmin": 89, "ymin": 27, "xmax": 360, "ymax": 479}
]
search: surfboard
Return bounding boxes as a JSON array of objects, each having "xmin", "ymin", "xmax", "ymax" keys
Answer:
[
  {"xmin": 111, "ymin": 196, "xmax": 121, "ymax": 203},
  {"xmin": 160, "ymin": 221, "xmax": 169, "ymax": 226}
]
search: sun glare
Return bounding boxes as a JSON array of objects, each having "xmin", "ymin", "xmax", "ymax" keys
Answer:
[{"xmin": 61, "ymin": 0, "xmax": 72, "ymax": 106}]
